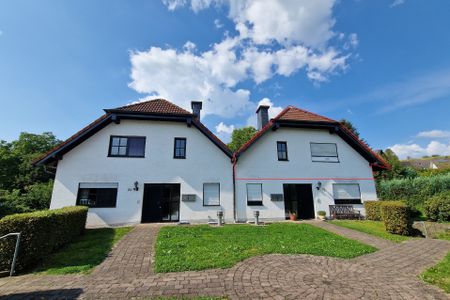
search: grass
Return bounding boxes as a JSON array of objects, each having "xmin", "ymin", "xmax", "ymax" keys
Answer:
[
  {"xmin": 329, "ymin": 220, "xmax": 411, "ymax": 243},
  {"xmin": 421, "ymin": 251, "xmax": 450, "ymax": 293},
  {"xmin": 155, "ymin": 223, "xmax": 376, "ymax": 273},
  {"xmin": 35, "ymin": 227, "xmax": 133, "ymax": 275}
]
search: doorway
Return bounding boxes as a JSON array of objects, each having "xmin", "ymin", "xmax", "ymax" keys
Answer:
[
  {"xmin": 283, "ymin": 184, "xmax": 315, "ymax": 219},
  {"xmin": 142, "ymin": 184, "xmax": 180, "ymax": 222}
]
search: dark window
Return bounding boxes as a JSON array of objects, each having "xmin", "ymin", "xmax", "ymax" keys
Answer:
[
  {"xmin": 174, "ymin": 138, "xmax": 186, "ymax": 159},
  {"xmin": 76, "ymin": 183, "xmax": 118, "ymax": 208},
  {"xmin": 333, "ymin": 183, "xmax": 361, "ymax": 204},
  {"xmin": 109, "ymin": 136, "xmax": 145, "ymax": 157},
  {"xmin": 310, "ymin": 142, "xmax": 339, "ymax": 163},
  {"xmin": 277, "ymin": 141, "xmax": 288, "ymax": 161},
  {"xmin": 247, "ymin": 183, "xmax": 263, "ymax": 206}
]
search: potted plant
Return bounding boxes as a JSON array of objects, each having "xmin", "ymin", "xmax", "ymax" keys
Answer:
[
  {"xmin": 289, "ymin": 211, "xmax": 297, "ymax": 221},
  {"xmin": 317, "ymin": 211, "xmax": 326, "ymax": 220}
]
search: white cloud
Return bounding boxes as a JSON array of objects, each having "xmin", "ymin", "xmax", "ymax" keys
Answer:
[
  {"xmin": 391, "ymin": 0, "xmax": 405, "ymax": 7},
  {"xmin": 390, "ymin": 141, "xmax": 450, "ymax": 159},
  {"xmin": 416, "ymin": 130, "xmax": 450, "ymax": 139},
  {"xmin": 214, "ymin": 19, "xmax": 223, "ymax": 29},
  {"xmin": 183, "ymin": 41, "xmax": 196, "ymax": 52},
  {"xmin": 216, "ymin": 122, "xmax": 235, "ymax": 134}
]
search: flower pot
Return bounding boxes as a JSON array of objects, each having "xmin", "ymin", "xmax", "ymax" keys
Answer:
[
  {"xmin": 318, "ymin": 215, "xmax": 326, "ymax": 221},
  {"xmin": 289, "ymin": 214, "xmax": 297, "ymax": 221}
]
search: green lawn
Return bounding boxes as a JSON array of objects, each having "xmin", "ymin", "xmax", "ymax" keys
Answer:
[
  {"xmin": 421, "ymin": 251, "xmax": 450, "ymax": 293},
  {"xmin": 35, "ymin": 226, "xmax": 133, "ymax": 275},
  {"xmin": 155, "ymin": 223, "xmax": 376, "ymax": 273},
  {"xmin": 329, "ymin": 220, "xmax": 410, "ymax": 243}
]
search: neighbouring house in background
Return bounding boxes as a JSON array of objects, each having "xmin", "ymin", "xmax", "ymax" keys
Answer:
[
  {"xmin": 401, "ymin": 157, "xmax": 450, "ymax": 170},
  {"xmin": 35, "ymin": 99, "xmax": 389, "ymax": 226}
]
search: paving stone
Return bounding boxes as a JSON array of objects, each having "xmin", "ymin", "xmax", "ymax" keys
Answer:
[{"xmin": 0, "ymin": 222, "xmax": 449, "ymax": 299}]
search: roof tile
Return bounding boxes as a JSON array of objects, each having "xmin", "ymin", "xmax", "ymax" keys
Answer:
[{"xmin": 113, "ymin": 99, "xmax": 192, "ymax": 115}]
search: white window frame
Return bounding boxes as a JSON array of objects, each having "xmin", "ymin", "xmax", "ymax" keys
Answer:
[
  {"xmin": 332, "ymin": 183, "xmax": 361, "ymax": 204},
  {"xmin": 247, "ymin": 183, "xmax": 263, "ymax": 206},
  {"xmin": 310, "ymin": 142, "xmax": 339, "ymax": 163},
  {"xmin": 203, "ymin": 183, "xmax": 220, "ymax": 206}
]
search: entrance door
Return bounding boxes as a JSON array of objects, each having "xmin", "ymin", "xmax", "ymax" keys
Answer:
[
  {"xmin": 283, "ymin": 184, "xmax": 315, "ymax": 219},
  {"xmin": 142, "ymin": 184, "xmax": 180, "ymax": 223}
]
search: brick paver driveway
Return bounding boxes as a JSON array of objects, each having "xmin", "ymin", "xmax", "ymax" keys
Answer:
[{"xmin": 0, "ymin": 222, "xmax": 449, "ymax": 299}]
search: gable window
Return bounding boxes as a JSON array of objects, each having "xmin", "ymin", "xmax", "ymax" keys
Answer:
[
  {"xmin": 277, "ymin": 141, "xmax": 288, "ymax": 161},
  {"xmin": 174, "ymin": 138, "xmax": 186, "ymax": 159},
  {"xmin": 109, "ymin": 136, "xmax": 145, "ymax": 157},
  {"xmin": 203, "ymin": 183, "xmax": 220, "ymax": 206},
  {"xmin": 77, "ymin": 183, "xmax": 118, "ymax": 208},
  {"xmin": 333, "ymin": 183, "xmax": 361, "ymax": 204},
  {"xmin": 247, "ymin": 183, "xmax": 263, "ymax": 206},
  {"xmin": 310, "ymin": 143, "xmax": 339, "ymax": 163}
]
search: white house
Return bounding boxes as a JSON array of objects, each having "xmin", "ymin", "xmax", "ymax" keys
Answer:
[
  {"xmin": 35, "ymin": 99, "xmax": 389, "ymax": 226},
  {"xmin": 35, "ymin": 99, "xmax": 234, "ymax": 226},
  {"xmin": 233, "ymin": 105, "xmax": 389, "ymax": 222}
]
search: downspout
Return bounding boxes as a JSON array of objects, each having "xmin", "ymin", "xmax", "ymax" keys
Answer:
[{"xmin": 232, "ymin": 154, "xmax": 237, "ymax": 223}]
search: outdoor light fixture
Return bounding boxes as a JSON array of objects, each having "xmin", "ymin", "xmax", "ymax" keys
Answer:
[
  {"xmin": 316, "ymin": 181, "xmax": 322, "ymax": 190},
  {"xmin": 134, "ymin": 181, "xmax": 139, "ymax": 191}
]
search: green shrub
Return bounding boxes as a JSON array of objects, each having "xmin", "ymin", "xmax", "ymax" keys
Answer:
[
  {"xmin": 424, "ymin": 192, "xmax": 450, "ymax": 222},
  {"xmin": 381, "ymin": 201, "xmax": 411, "ymax": 235},
  {"xmin": 0, "ymin": 206, "xmax": 87, "ymax": 272},
  {"xmin": 377, "ymin": 174, "xmax": 450, "ymax": 209},
  {"xmin": 364, "ymin": 201, "xmax": 384, "ymax": 221}
]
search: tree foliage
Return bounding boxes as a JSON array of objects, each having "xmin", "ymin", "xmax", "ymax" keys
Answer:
[
  {"xmin": 227, "ymin": 127, "xmax": 257, "ymax": 152},
  {"xmin": 0, "ymin": 132, "xmax": 61, "ymax": 217},
  {"xmin": 375, "ymin": 149, "xmax": 417, "ymax": 181},
  {"xmin": 339, "ymin": 119, "xmax": 360, "ymax": 137}
]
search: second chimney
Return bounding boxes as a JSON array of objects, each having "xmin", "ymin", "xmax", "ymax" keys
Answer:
[
  {"xmin": 256, "ymin": 105, "xmax": 270, "ymax": 130},
  {"xmin": 191, "ymin": 101, "xmax": 203, "ymax": 120}
]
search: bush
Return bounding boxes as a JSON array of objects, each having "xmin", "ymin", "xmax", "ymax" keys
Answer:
[
  {"xmin": 424, "ymin": 192, "xmax": 450, "ymax": 222},
  {"xmin": 0, "ymin": 206, "xmax": 87, "ymax": 272},
  {"xmin": 364, "ymin": 201, "xmax": 384, "ymax": 221},
  {"xmin": 381, "ymin": 201, "xmax": 411, "ymax": 235},
  {"xmin": 377, "ymin": 174, "xmax": 450, "ymax": 209}
]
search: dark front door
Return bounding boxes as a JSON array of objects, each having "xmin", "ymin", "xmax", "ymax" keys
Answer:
[
  {"xmin": 283, "ymin": 184, "xmax": 315, "ymax": 219},
  {"xmin": 142, "ymin": 184, "xmax": 180, "ymax": 223}
]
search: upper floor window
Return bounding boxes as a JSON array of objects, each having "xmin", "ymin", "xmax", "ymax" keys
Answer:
[
  {"xmin": 310, "ymin": 143, "xmax": 339, "ymax": 163},
  {"xmin": 277, "ymin": 141, "xmax": 288, "ymax": 161},
  {"xmin": 203, "ymin": 183, "xmax": 220, "ymax": 206},
  {"xmin": 333, "ymin": 183, "xmax": 361, "ymax": 204},
  {"xmin": 109, "ymin": 136, "xmax": 145, "ymax": 157},
  {"xmin": 174, "ymin": 138, "xmax": 186, "ymax": 159},
  {"xmin": 247, "ymin": 183, "xmax": 263, "ymax": 206},
  {"xmin": 77, "ymin": 182, "xmax": 118, "ymax": 208}
]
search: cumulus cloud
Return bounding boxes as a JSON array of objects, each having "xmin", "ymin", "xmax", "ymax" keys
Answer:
[
  {"xmin": 390, "ymin": 141, "xmax": 450, "ymax": 159},
  {"xmin": 128, "ymin": 1, "xmax": 355, "ymax": 120},
  {"xmin": 216, "ymin": 122, "xmax": 235, "ymax": 134},
  {"xmin": 416, "ymin": 130, "xmax": 450, "ymax": 139}
]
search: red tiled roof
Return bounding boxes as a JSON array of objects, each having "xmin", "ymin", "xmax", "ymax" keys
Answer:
[
  {"xmin": 112, "ymin": 99, "xmax": 192, "ymax": 115},
  {"xmin": 235, "ymin": 105, "xmax": 390, "ymax": 170},
  {"xmin": 278, "ymin": 106, "xmax": 338, "ymax": 123}
]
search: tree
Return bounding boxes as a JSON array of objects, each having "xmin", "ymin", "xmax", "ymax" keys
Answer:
[
  {"xmin": 374, "ymin": 149, "xmax": 417, "ymax": 181},
  {"xmin": 227, "ymin": 127, "xmax": 257, "ymax": 152},
  {"xmin": 339, "ymin": 119, "xmax": 360, "ymax": 137}
]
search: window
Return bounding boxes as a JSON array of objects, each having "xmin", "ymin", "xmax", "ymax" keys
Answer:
[
  {"xmin": 203, "ymin": 183, "xmax": 220, "ymax": 206},
  {"xmin": 109, "ymin": 136, "xmax": 145, "ymax": 157},
  {"xmin": 277, "ymin": 141, "xmax": 288, "ymax": 161},
  {"xmin": 247, "ymin": 183, "xmax": 263, "ymax": 206},
  {"xmin": 310, "ymin": 143, "xmax": 339, "ymax": 162},
  {"xmin": 174, "ymin": 138, "xmax": 186, "ymax": 159},
  {"xmin": 333, "ymin": 183, "xmax": 361, "ymax": 204},
  {"xmin": 76, "ymin": 183, "xmax": 118, "ymax": 208}
]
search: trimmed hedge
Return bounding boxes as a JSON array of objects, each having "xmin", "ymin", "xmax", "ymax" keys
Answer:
[
  {"xmin": 364, "ymin": 201, "xmax": 384, "ymax": 221},
  {"xmin": 424, "ymin": 192, "xmax": 450, "ymax": 222},
  {"xmin": 0, "ymin": 206, "xmax": 87, "ymax": 272},
  {"xmin": 377, "ymin": 174, "xmax": 450, "ymax": 209},
  {"xmin": 380, "ymin": 201, "xmax": 411, "ymax": 235}
]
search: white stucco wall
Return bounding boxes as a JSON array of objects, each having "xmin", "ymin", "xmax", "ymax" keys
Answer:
[
  {"xmin": 234, "ymin": 127, "xmax": 378, "ymax": 222},
  {"xmin": 50, "ymin": 120, "xmax": 233, "ymax": 226}
]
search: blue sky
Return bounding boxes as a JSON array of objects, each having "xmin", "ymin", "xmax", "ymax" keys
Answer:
[{"xmin": 1, "ymin": 0, "xmax": 450, "ymax": 159}]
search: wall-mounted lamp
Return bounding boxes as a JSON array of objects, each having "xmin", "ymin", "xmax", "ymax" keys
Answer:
[
  {"xmin": 316, "ymin": 181, "xmax": 322, "ymax": 190},
  {"xmin": 133, "ymin": 181, "xmax": 139, "ymax": 191}
]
